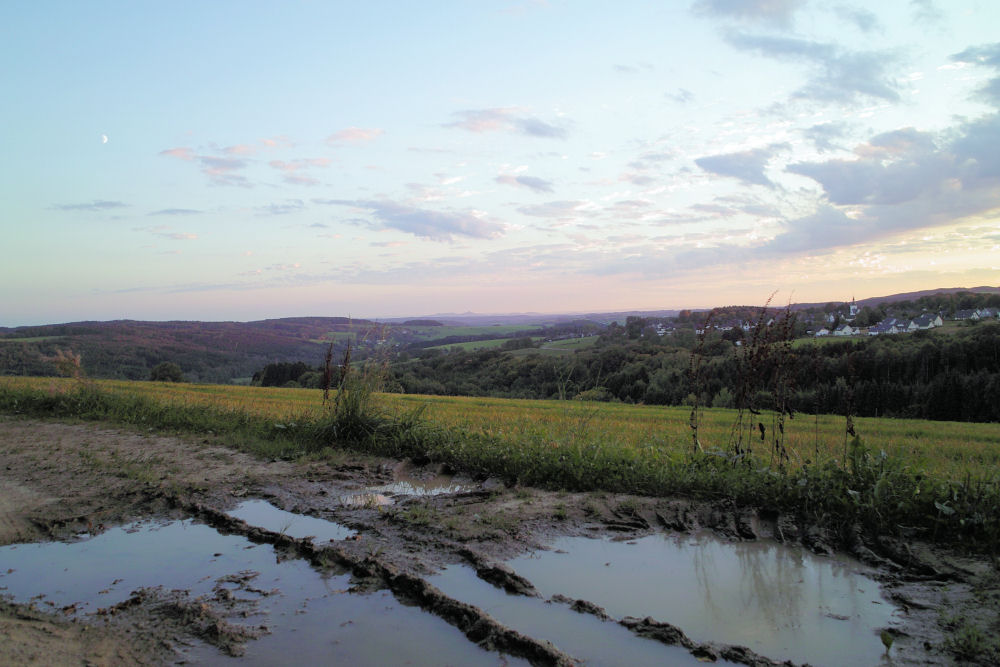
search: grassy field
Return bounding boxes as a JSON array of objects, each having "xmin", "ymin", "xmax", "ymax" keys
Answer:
[
  {"xmin": 4, "ymin": 375, "xmax": 1000, "ymax": 548},
  {"xmin": 405, "ymin": 324, "xmax": 540, "ymax": 341},
  {"xmin": 424, "ymin": 337, "xmax": 543, "ymax": 352},
  {"xmin": 3, "ymin": 376, "xmax": 997, "ymax": 482}
]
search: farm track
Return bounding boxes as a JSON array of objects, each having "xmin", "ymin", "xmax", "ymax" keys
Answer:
[{"xmin": 0, "ymin": 416, "xmax": 996, "ymax": 665}]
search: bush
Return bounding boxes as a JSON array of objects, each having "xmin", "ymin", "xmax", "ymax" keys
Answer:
[{"xmin": 149, "ymin": 362, "xmax": 184, "ymax": 382}]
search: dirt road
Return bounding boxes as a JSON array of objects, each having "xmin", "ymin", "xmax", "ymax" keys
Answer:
[{"xmin": 1, "ymin": 416, "xmax": 995, "ymax": 665}]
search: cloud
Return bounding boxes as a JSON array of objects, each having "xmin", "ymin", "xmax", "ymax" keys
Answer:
[
  {"xmin": 197, "ymin": 156, "xmax": 250, "ymax": 187},
  {"xmin": 53, "ymin": 200, "xmax": 128, "ymax": 212},
  {"xmin": 326, "ymin": 127, "xmax": 385, "ymax": 144},
  {"xmin": 803, "ymin": 122, "xmax": 849, "ymax": 153},
  {"xmin": 160, "ymin": 147, "xmax": 251, "ymax": 187},
  {"xmin": 256, "ymin": 199, "xmax": 306, "ymax": 216},
  {"xmin": 951, "ymin": 43, "xmax": 1000, "ymax": 108},
  {"xmin": 909, "ymin": 0, "xmax": 943, "ymax": 25},
  {"xmin": 159, "ymin": 147, "xmax": 194, "ymax": 161},
  {"xmin": 778, "ymin": 114, "xmax": 1000, "ymax": 251},
  {"xmin": 516, "ymin": 200, "xmax": 598, "ymax": 221},
  {"xmin": 317, "ymin": 199, "xmax": 504, "ymax": 241},
  {"xmin": 133, "ymin": 225, "xmax": 198, "ymax": 240},
  {"xmin": 693, "ymin": 0, "xmax": 804, "ymax": 28},
  {"xmin": 724, "ymin": 32, "xmax": 901, "ymax": 103},
  {"xmin": 666, "ymin": 88, "xmax": 694, "ymax": 104},
  {"xmin": 832, "ymin": 5, "xmax": 880, "ymax": 33},
  {"xmin": 149, "ymin": 208, "xmax": 202, "ymax": 216},
  {"xmin": 269, "ymin": 158, "xmax": 332, "ymax": 186},
  {"xmin": 222, "ymin": 144, "xmax": 256, "ymax": 156},
  {"xmin": 495, "ymin": 174, "xmax": 554, "ymax": 193},
  {"xmin": 695, "ymin": 143, "xmax": 789, "ymax": 187},
  {"xmin": 445, "ymin": 108, "xmax": 567, "ymax": 139}
]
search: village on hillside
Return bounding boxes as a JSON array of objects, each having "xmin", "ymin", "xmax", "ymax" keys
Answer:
[{"xmin": 811, "ymin": 302, "xmax": 1000, "ymax": 338}]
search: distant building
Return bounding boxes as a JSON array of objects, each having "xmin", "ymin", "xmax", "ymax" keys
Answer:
[{"xmin": 910, "ymin": 314, "xmax": 943, "ymax": 330}]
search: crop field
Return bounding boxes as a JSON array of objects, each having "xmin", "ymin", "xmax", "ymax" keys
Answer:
[{"xmin": 5, "ymin": 376, "xmax": 998, "ymax": 483}]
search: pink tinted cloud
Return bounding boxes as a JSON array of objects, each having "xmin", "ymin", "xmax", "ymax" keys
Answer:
[
  {"xmin": 223, "ymin": 144, "xmax": 257, "ymax": 156},
  {"xmin": 327, "ymin": 127, "xmax": 385, "ymax": 144},
  {"xmin": 160, "ymin": 147, "xmax": 195, "ymax": 160},
  {"xmin": 260, "ymin": 135, "xmax": 294, "ymax": 149},
  {"xmin": 268, "ymin": 158, "xmax": 332, "ymax": 186}
]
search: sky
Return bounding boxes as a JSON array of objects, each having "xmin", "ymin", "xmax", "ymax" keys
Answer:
[{"xmin": 2, "ymin": 0, "xmax": 1000, "ymax": 326}]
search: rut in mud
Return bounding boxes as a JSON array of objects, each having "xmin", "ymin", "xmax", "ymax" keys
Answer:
[{"xmin": 2, "ymin": 418, "xmax": 998, "ymax": 665}]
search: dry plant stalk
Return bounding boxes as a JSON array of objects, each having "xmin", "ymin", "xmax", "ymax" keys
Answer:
[
  {"xmin": 687, "ymin": 309, "xmax": 715, "ymax": 453},
  {"xmin": 43, "ymin": 348, "xmax": 84, "ymax": 379}
]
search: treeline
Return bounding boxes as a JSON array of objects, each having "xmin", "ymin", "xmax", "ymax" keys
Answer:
[{"xmin": 390, "ymin": 322, "xmax": 1000, "ymax": 422}]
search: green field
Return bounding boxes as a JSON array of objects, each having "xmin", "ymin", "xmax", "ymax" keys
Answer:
[
  {"xmin": 425, "ymin": 336, "xmax": 543, "ymax": 352},
  {"xmin": 4, "ymin": 375, "xmax": 996, "ymax": 482},
  {"xmin": 405, "ymin": 324, "xmax": 541, "ymax": 341}
]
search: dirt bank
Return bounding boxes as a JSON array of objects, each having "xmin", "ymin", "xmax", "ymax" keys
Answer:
[{"xmin": 1, "ymin": 416, "xmax": 997, "ymax": 665}]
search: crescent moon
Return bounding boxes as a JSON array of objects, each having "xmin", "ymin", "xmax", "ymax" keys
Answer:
[{"xmin": 101, "ymin": 134, "xmax": 108, "ymax": 144}]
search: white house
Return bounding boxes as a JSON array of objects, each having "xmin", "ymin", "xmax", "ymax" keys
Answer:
[
  {"xmin": 909, "ymin": 314, "xmax": 943, "ymax": 330},
  {"xmin": 833, "ymin": 323, "xmax": 858, "ymax": 336},
  {"xmin": 815, "ymin": 328, "xmax": 830, "ymax": 337}
]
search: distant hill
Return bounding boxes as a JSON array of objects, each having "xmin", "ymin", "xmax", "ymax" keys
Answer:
[
  {"xmin": 791, "ymin": 286, "xmax": 1000, "ymax": 311},
  {"xmin": 3, "ymin": 286, "xmax": 996, "ymax": 383}
]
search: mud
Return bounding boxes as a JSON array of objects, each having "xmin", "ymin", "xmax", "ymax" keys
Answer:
[{"xmin": 2, "ymin": 416, "xmax": 998, "ymax": 665}]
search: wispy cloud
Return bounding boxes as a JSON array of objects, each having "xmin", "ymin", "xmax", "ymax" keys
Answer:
[
  {"xmin": 666, "ymin": 88, "xmax": 694, "ymax": 104},
  {"xmin": 694, "ymin": 0, "xmax": 805, "ymax": 29},
  {"xmin": 149, "ymin": 208, "xmax": 202, "ymax": 216},
  {"xmin": 516, "ymin": 200, "xmax": 597, "ymax": 220},
  {"xmin": 256, "ymin": 199, "xmax": 306, "ymax": 216},
  {"xmin": 832, "ymin": 5, "xmax": 880, "ymax": 33},
  {"xmin": 269, "ymin": 158, "xmax": 332, "ymax": 185},
  {"xmin": 445, "ymin": 108, "xmax": 568, "ymax": 139},
  {"xmin": 53, "ymin": 200, "xmax": 128, "ymax": 212},
  {"xmin": 496, "ymin": 174, "xmax": 554, "ymax": 193},
  {"xmin": 316, "ymin": 199, "xmax": 504, "ymax": 241},
  {"xmin": 951, "ymin": 43, "xmax": 1000, "ymax": 108},
  {"xmin": 803, "ymin": 122, "xmax": 849, "ymax": 153},
  {"xmin": 160, "ymin": 147, "xmax": 251, "ymax": 187},
  {"xmin": 326, "ymin": 127, "xmax": 385, "ymax": 144},
  {"xmin": 724, "ymin": 32, "xmax": 901, "ymax": 103},
  {"xmin": 695, "ymin": 143, "xmax": 789, "ymax": 187},
  {"xmin": 133, "ymin": 225, "xmax": 198, "ymax": 240}
]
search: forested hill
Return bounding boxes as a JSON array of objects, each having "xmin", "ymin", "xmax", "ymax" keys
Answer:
[
  {"xmin": 392, "ymin": 322, "xmax": 1000, "ymax": 423},
  {"xmin": 0, "ymin": 318, "xmax": 372, "ymax": 383}
]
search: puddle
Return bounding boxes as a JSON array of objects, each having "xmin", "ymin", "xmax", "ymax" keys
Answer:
[
  {"xmin": 428, "ymin": 564, "xmax": 722, "ymax": 666},
  {"xmin": 0, "ymin": 519, "xmax": 516, "ymax": 666},
  {"xmin": 337, "ymin": 468, "xmax": 472, "ymax": 507},
  {"xmin": 228, "ymin": 499, "xmax": 357, "ymax": 542},
  {"xmin": 338, "ymin": 492, "xmax": 394, "ymax": 508},
  {"xmin": 367, "ymin": 480, "xmax": 472, "ymax": 497},
  {"xmin": 505, "ymin": 532, "xmax": 901, "ymax": 667},
  {"xmin": 373, "ymin": 464, "xmax": 474, "ymax": 497}
]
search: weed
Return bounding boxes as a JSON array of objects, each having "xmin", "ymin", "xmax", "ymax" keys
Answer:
[{"xmin": 553, "ymin": 503, "xmax": 568, "ymax": 521}]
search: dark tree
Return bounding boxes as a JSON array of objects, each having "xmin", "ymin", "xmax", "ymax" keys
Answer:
[{"xmin": 149, "ymin": 362, "xmax": 184, "ymax": 382}]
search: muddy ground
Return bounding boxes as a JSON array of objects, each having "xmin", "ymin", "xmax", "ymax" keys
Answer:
[{"xmin": 1, "ymin": 415, "xmax": 997, "ymax": 665}]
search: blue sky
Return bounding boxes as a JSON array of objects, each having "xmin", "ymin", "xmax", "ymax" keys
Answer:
[{"xmin": 3, "ymin": 0, "xmax": 999, "ymax": 326}]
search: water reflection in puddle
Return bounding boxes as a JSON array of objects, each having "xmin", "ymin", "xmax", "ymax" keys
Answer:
[
  {"xmin": 338, "ymin": 469, "xmax": 473, "ymax": 508},
  {"xmin": 367, "ymin": 479, "xmax": 472, "ymax": 497},
  {"xmin": 428, "ymin": 564, "xmax": 721, "ymax": 667},
  {"xmin": 229, "ymin": 499, "xmax": 356, "ymax": 542},
  {"xmin": 506, "ymin": 532, "xmax": 900, "ymax": 666},
  {"xmin": 0, "ymin": 519, "xmax": 515, "ymax": 666}
]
